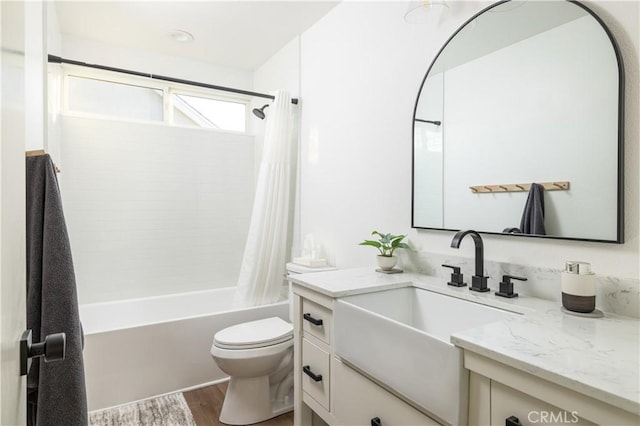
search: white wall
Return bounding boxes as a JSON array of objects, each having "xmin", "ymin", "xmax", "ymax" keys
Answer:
[
  {"xmin": 254, "ymin": 36, "xmax": 300, "ymax": 98},
  {"xmin": 25, "ymin": 1, "xmax": 47, "ymax": 151},
  {"xmin": 253, "ymin": 36, "xmax": 301, "ymax": 162},
  {"xmin": 47, "ymin": 3, "xmax": 62, "ymax": 163},
  {"xmin": 61, "ymin": 35, "xmax": 253, "ymax": 92},
  {"xmin": 254, "ymin": 36, "xmax": 303, "ymax": 257},
  {"xmin": 256, "ymin": 0, "xmax": 639, "ymax": 280},
  {"xmin": 60, "ymin": 116, "xmax": 255, "ymax": 304},
  {"xmin": 47, "ymin": 1, "xmax": 61, "ymax": 55},
  {"xmin": 1, "ymin": 1, "xmax": 28, "ymax": 423}
]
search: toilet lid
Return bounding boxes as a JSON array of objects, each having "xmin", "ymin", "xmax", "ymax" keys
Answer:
[{"xmin": 214, "ymin": 317, "xmax": 293, "ymax": 350}]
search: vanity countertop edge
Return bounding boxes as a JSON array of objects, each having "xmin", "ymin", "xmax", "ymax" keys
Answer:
[{"xmin": 289, "ymin": 267, "xmax": 640, "ymax": 416}]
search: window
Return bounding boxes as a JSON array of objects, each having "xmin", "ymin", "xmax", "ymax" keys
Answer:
[
  {"xmin": 62, "ymin": 68, "xmax": 249, "ymax": 133},
  {"xmin": 67, "ymin": 76, "xmax": 163, "ymax": 122},
  {"xmin": 173, "ymin": 94, "xmax": 246, "ymax": 132}
]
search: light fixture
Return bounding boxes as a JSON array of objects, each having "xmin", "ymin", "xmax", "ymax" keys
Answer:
[
  {"xmin": 168, "ymin": 29, "xmax": 194, "ymax": 43},
  {"xmin": 404, "ymin": 0, "xmax": 449, "ymax": 24}
]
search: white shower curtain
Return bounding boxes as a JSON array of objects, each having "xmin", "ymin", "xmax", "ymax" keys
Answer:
[{"xmin": 234, "ymin": 91, "xmax": 295, "ymax": 306}]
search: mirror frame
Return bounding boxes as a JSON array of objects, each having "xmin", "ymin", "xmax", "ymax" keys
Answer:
[{"xmin": 411, "ymin": 0, "xmax": 625, "ymax": 243}]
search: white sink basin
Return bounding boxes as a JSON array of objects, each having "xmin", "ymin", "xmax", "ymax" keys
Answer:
[{"xmin": 334, "ymin": 286, "xmax": 517, "ymax": 425}]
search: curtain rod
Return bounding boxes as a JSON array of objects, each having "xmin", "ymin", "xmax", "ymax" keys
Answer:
[{"xmin": 48, "ymin": 55, "xmax": 299, "ymax": 105}]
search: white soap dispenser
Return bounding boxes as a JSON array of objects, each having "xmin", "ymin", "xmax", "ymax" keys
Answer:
[{"xmin": 561, "ymin": 261, "xmax": 596, "ymax": 313}]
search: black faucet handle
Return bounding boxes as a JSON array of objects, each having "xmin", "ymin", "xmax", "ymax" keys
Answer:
[
  {"xmin": 442, "ymin": 264, "xmax": 467, "ymax": 287},
  {"xmin": 496, "ymin": 275, "xmax": 528, "ymax": 298},
  {"xmin": 504, "ymin": 274, "xmax": 527, "ymax": 282},
  {"xmin": 442, "ymin": 264, "xmax": 460, "ymax": 273}
]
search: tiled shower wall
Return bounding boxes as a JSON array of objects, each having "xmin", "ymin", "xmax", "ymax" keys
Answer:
[{"xmin": 60, "ymin": 115, "xmax": 255, "ymax": 304}]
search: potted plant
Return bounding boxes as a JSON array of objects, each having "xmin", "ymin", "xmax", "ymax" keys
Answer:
[{"xmin": 359, "ymin": 231, "xmax": 409, "ymax": 271}]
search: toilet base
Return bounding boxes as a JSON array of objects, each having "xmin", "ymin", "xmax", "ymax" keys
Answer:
[{"xmin": 219, "ymin": 376, "xmax": 293, "ymax": 425}]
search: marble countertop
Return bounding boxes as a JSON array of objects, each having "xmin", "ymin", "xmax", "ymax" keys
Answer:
[
  {"xmin": 289, "ymin": 267, "xmax": 640, "ymax": 415},
  {"xmin": 288, "ymin": 266, "xmax": 420, "ymax": 298}
]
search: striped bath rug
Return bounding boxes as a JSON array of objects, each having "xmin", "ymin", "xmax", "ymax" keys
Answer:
[{"xmin": 89, "ymin": 393, "xmax": 196, "ymax": 426}]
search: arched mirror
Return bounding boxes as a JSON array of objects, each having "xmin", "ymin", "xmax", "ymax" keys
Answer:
[{"xmin": 411, "ymin": 0, "xmax": 624, "ymax": 243}]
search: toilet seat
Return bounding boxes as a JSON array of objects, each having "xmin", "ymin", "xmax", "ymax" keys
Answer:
[{"xmin": 214, "ymin": 317, "xmax": 293, "ymax": 350}]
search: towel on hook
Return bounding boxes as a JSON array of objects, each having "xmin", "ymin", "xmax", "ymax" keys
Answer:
[
  {"xmin": 26, "ymin": 154, "xmax": 87, "ymax": 426},
  {"xmin": 519, "ymin": 182, "xmax": 546, "ymax": 235}
]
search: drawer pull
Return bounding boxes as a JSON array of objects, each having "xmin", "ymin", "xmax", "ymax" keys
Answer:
[
  {"xmin": 302, "ymin": 365, "xmax": 323, "ymax": 382},
  {"xmin": 303, "ymin": 313, "xmax": 323, "ymax": 326},
  {"xmin": 371, "ymin": 417, "xmax": 382, "ymax": 426},
  {"xmin": 505, "ymin": 416, "xmax": 522, "ymax": 426}
]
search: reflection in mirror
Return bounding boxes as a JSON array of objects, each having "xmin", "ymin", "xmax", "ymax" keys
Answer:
[{"xmin": 412, "ymin": 0, "xmax": 623, "ymax": 243}]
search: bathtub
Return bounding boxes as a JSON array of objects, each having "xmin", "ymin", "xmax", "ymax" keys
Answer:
[{"xmin": 80, "ymin": 287, "xmax": 289, "ymax": 411}]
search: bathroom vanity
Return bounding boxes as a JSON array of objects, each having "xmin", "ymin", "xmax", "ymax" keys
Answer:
[
  {"xmin": 291, "ymin": 274, "xmax": 439, "ymax": 426},
  {"xmin": 289, "ymin": 268, "xmax": 639, "ymax": 426}
]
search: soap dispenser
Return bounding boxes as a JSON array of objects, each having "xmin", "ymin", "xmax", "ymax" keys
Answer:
[{"xmin": 561, "ymin": 261, "xmax": 596, "ymax": 313}]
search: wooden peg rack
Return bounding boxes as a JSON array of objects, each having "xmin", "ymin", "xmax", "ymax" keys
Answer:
[
  {"xmin": 25, "ymin": 150, "xmax": 61, "ymax": 173},
  {"xmin": 469, "ymin": 181, "xmax": 570, "ymax": 194}
]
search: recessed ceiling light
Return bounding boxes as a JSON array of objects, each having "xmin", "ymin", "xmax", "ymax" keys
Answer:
[{"xmin": 168, "ymin": 29, "xmax": 194, "ymax": 43}]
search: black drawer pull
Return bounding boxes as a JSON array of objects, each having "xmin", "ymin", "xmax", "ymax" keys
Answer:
[
  {"xmin": 506, "ymin": 416, "xmax": 522, "ymax": 426},
  {"xmin": 302, "ymin": 365, "xmax": 323, "ymax": 382},
  {"xmin": 303, "ymin": 313, "xmax": 323, "ymax": 326},
  {"xmin": 371, "ymin": 417, "xmax": 382, "ymax": 426}
]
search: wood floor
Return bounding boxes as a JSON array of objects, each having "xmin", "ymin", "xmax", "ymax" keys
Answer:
[{"xmin": 183, "ymin": 382, "xmax": 293, "ymax": 426}]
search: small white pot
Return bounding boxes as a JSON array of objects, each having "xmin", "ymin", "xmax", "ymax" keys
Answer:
[{"xmin": 377, "ymin": 255, "xmax": 397, "ymax": 271}]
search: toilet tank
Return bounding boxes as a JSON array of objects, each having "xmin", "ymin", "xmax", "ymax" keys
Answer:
[{"xmin": 285, "ymin": 263, "xmax": 336, "ymax": 321}]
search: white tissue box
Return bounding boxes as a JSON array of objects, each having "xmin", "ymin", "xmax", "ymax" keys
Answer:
[{"xmin": 293, "ymin": 257, "xmax": 327, "ymax": 267}]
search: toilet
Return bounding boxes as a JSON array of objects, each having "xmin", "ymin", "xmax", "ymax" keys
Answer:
[
  {"xmin": 210, "ymin": 263, "xmax": 335, "ymax": 425},
  {"xmin": 211, "ymin": 317, "xmax": 294, "ymax": 425}
]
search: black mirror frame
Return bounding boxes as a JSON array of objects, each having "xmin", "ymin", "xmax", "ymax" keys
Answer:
[{"xmin": 411, "ymin": 0, "xmax": 625, "ymax": 244}]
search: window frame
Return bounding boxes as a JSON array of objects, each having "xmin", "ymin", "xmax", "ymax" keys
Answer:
[
  {"xmin": 169, "ymin": 87, "xmax": 250, "ymax": 132},
  {"xmin": 60, "ymin": 65, "xmax": 251, "ymax": 133}
]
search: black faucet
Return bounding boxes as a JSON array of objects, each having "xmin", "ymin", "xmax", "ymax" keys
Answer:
[{"xmin": 450, "ymin": 230, "xmax": 490, "ymax": 292}]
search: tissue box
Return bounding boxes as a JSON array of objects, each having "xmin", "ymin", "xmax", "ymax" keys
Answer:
[{"xmin": 293, "ymin": 257, "xmax": 327, "ymax": 267}]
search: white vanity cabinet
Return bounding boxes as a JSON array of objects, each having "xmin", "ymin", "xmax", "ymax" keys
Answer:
[
  {"xmin": 290, "ymin": 268, "xmax": 639, "ymax": 426},
  {"xmin": 293, "ymin": 285, "xmax": 334, "ymax": 425},
  {"xmin": 292, "ymin": 283, "xmax": 439, "ymax": 426},
  {"xmin": 465, "ymin": 351, "xmax": 639, "ymax": 426},
  {"xmin": 332, "ymin": 357, "xmax": 439, "ymax": 426},
  {"xmin": 299, "ymin": 295, "xmax": 332, "ymax": 413}
]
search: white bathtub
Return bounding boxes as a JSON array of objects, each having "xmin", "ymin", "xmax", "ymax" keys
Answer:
[{"xmin": 80, "ymin": 287, "xmax": 289, "ymax": 411}]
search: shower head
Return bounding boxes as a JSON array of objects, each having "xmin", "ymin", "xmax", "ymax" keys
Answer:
[{"xmin": 252, "ymin": 104, "xmax": 269, "ymax": 120}]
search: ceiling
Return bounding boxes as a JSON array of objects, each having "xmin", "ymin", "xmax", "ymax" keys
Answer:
[{"xmin": 54, "ymin": 1, "xmax": 339, "ymax": 70}]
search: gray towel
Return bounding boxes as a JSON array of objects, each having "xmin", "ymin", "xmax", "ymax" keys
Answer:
[
  {"xmin": 26, "ymin": 154, "xmax": 88, "ymax": 426},
  {"xmin": 519, "ymin": 182, "xmax": 546, "ymax": 235}
]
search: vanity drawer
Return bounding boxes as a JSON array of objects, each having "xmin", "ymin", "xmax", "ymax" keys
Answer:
[
  {"xmin": 302, "ymin": 298, "xmax": 332, "ymax": 344},
  {"xmin": 302, "ymin": 338, "xmax": 330, "ymax": 411},
  {"xmin": 491, "ymin": 381, "xmax": 595, "ymax": 426},
  {"xmin": 333, "ymin": 358, "xmax": 438, "ymax": 426}
]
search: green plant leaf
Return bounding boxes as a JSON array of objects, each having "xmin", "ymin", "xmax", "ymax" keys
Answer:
[
  {"xmin": 359, "ymin": 240, "xmax": 382, "ymax": 248},
  {"xmin": 390, "ymin": 235, "xmax": 406, "ymax": 246},
  {"xmin": 362, "ymin": 231, "xmax": 408, "ymax": 257}
]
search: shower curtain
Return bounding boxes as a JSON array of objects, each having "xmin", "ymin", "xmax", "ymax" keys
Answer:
[{"xmin": 234, "ymin": 91, "xmax": 295, "ymax": 306}]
